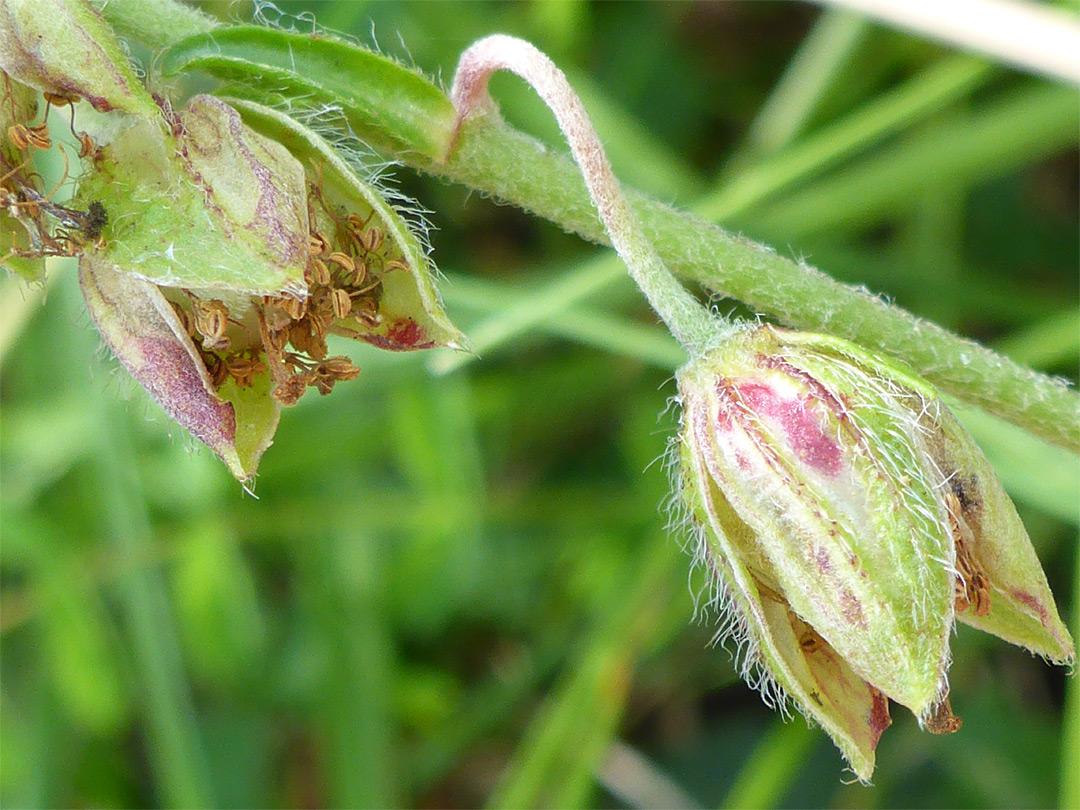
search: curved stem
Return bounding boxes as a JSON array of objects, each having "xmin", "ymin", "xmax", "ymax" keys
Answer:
[{"xmin": 450, "ymin": 35, "xmax": 724, "ymax": 357}]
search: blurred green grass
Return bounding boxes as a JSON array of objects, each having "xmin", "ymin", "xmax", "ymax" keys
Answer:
[{"xmin": 1, "ymin": 2, "xmax": 1077, "ymax": 808}]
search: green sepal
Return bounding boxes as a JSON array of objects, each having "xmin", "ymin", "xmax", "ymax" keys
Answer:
[
  {"xmin": 72, "ymin": 96, "xmax": 309, "ymax": 297},
  {"xmin": 216, "ymin": 368, "xmax": 280, "ymax": 482},
  {"xmin": 226, "ymin": 97, "xmax": 469, "ymax": 352},
  {"xmin": 79, "ymin": 254, "xmax": 279, "ymax": 481},
  {"xmin": 930, "ymin": 404, "xmax": 1074, "ymax": 663},
  {"xmin": 680, "ymin": 436, "xmax": 890, "ymax": 783},
  {"xmin": 0, "ymin": 0, "xmax": 159, "ymax": 118}
]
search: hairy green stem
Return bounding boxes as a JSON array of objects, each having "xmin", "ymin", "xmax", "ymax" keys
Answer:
[
  {"xmin": 436, "ymin": 98, "xmax": 1079, "ymax": 451},
  {"xmin": 95, "ymin": 0, "xmax": 1080, "ymax": 451},
  {"xmin": 450, "ymin": 35, "xmax": 721, "ymax": 355},
  {"xmin": 89, "ymin": 0, "xmax": 215, "ymax": 50}
]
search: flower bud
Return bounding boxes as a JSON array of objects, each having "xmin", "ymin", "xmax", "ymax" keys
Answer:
[{"xmin": 676, "ymin": 324, "xmax": 1073, "ymax": 781}]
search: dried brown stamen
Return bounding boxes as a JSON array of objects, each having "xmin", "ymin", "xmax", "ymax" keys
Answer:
[
  {"xmin": 190, "ymin": 297, "xmax": 232, "ymax": 352},
  {"xmin": 225, "ymin": 354, "xmax": 266, "ymax": 388},
  {"xmin": 326, "ymin": 251, "xmax": 355, "ymax": 276},
  {"xmin": 947, "ymin": 492, "xmax": 991, "ymax": 617},
  {"xmin": 330, "ymin": 287, "xmax": 352, "ymax": 319},
  {"xmin": 924, "ymin": 696, "xmax": 963, "ymax": 734},
  {"xmin": 309, "ymin": 230, "xmax": 331, "ymax": 256},
  {"xmin": 306, "ymin": 256, "xmax": 331, "ymax": 287}
]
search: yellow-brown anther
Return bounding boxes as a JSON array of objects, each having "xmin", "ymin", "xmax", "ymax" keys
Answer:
[
  {"xmin": 7, "ymin": 122, "xmax": 50, "ymax": 151},
  {"xmin": 308, "ymin": 295, "xmax": 335, "ymax": 338},
  {"xmin": 384, "ymin": 259, "xmax": 409, "ymax": 274},
  {"xmin": 284, "ymin": 295, "xmax": 308, "ymax": 321},
  {"xmin": 309, "ymin": 231, "xmax": 331, "ymax": 256},
  {"xmin": 192, "ymin": 298, "xmax": 231, "ymax": 352},
  {"xmin": 355, "ymin": 305, "xmax": 381, "ymax": 327},
  {"xmin": 330, "ymin": 287, "xmax": 352, "ymax": 319},
  {"xmin": 345, "ymin": 212, "xmax": 368, "ymax": 230},
  {"xmin": 320, "ymin": 355, "xmax": 360, "ymax": 379},
  {"xmin": 310, "ymin": 355, "xmax": 360, "ymax": 396},
  {"xmin": 8, "ymin": 124, "xmax": 32, "ymax": 150},
  {"xmin": 349, "ymin": 258, "xmax": 368, "ymax": 286},
  {"xmin": 326, "ymin": 251, "xmax": 355, "ymax": 276},
  {"xmin": 26, "ymin": 122, "xmax": 51, "ymax": 150},
  {"xmin": 225, "ymin": 354, "xmax": 266, "ymax": 388},
  {"xmin": 42, "ymin": 92, "xmax": 78, "ymax": 107},
  {"xmin": 306, "ymin": 256, "xmax": 331, "ymax": 287},
  {"xmin": 360, "ymin": 227, "xmax": 384, "ymax": 253},
  {"xmin": 76, "ymin": 131, "xmax": 95, "ymax": 159}
]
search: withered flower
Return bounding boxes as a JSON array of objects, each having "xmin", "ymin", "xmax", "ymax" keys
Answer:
[{"xmin": 2, "ymin": 4, "xmax": 467, "ymax": 481}]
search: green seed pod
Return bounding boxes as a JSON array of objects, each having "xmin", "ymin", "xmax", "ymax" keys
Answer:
[
  {"xmin": 676, "ymin": 323, "xmax": 1073, "ymax": 781},
  {"xmin": 0, "ymin": 0, "xmax": 159, "ymax": 118}
]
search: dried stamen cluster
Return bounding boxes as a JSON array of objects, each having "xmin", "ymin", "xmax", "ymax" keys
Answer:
[
  {"xmin": 2, "ymin": 83, "xmax": 103, "ymax": 264},
  {"xmin": 165, "ymin": 189, "xmax": 407, "ymax": 405},
  {"xmin": 254, "ymin": 186, "xmax": 410, "ymax": 405},
  {"xmin": 947, "ymin": 490, "xmax": 992, "ymax": 617},
  {"xmin": 171, "ymin": 296, "xmax": 268, "ymax": 391}
]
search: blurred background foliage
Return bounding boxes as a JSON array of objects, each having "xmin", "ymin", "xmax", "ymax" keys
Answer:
[{"xmin": 1, "ymin": 1, "xmax": 1078, "ymax": 807}]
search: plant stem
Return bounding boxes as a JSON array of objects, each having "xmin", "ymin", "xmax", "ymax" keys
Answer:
[
  {"xmin": 450, "ymin": 35, "xmax": 722, "ymax": 356},
  {"xmin": 88, "ymin": 0, "xmax": 216, "ymax": 50},
  {"xmin": 89, "ymin": 0, "xmax": 1080, "ymax": 451},
  {"xmin": 437, "ymin": 89, "xmax": 1079, "ymax": 450}
]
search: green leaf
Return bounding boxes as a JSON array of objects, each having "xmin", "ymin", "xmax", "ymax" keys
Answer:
[
  {"xmin": 0, "ymin": 0, "xmax": 159, "ymax": 119},
  {"xmin": 159, "ymin": 26, "xmax": 456, "ymax": 161}
]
